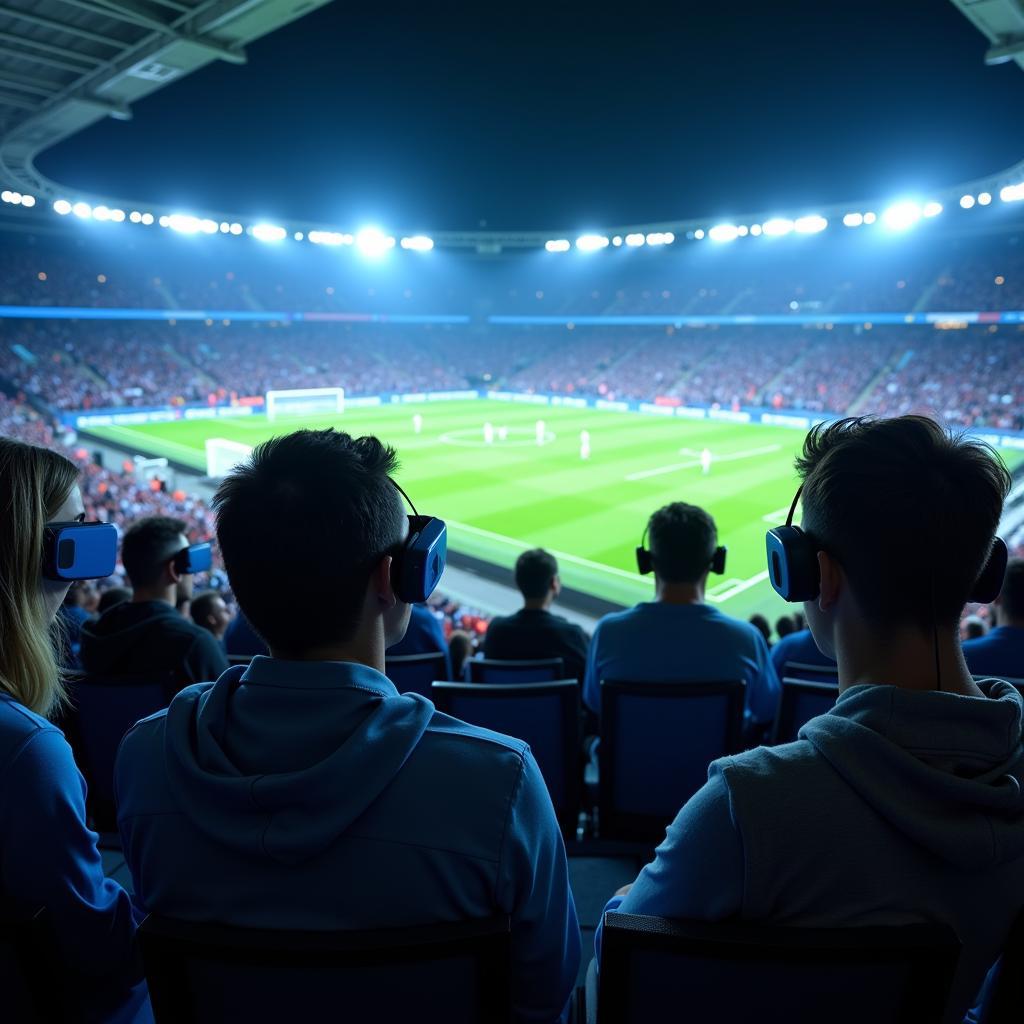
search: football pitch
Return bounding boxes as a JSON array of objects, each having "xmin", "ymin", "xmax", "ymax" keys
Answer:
[{"xmin": 84, "ymin": 399, "xmax": 1020, "ymax": 621}]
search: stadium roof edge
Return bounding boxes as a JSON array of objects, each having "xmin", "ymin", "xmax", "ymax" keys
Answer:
[{"xmin": 949, "ymin": 0, "xmax": 1024, "ymax": 72}]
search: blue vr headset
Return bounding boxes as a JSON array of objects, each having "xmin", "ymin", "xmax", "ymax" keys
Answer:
[
  {"xmin": 390, "ymin": 481, "xmax": 447, "ymax": 604},
  {"xmin": 42, "ymin": 521, "xmax": 118, "ymax": 582},
  {"xmin": 766, "ymin": 485, "xmax": 1009, "ymax": 605},
  {"xmin": 173, "ymin": 542, "xmax": 213, "ymax": 575}
]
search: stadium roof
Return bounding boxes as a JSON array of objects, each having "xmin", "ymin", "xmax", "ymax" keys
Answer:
[
  {"xmin": 949, "ymin": 0, "xmax": 1024, "ymax": 72},
  {"xmin": 0, "ymin": 0, "xmax": 332, "ymax": 194}
]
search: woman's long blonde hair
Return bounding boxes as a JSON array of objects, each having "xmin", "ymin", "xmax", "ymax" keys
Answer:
[{"xmin": 0, "ymin": 437, "xmax": 79, "ymax": 716}]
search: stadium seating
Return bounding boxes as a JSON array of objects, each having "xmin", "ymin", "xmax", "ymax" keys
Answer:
[
  {"xmin": 384, "ymin": 652, "xmax": 449, "ymax": 697},
  {"xmin": 596, "ymin": 680, "xmax": 745, "ymax": 841},
  {"xmin": 590, "ymin": 912, "xmax": 960, "ymax": 1024},
  {"xmin": 771, "ymin": 679, "xmax": 840, "ymax": 745},
  {"xmin": 139, "ymin": 913, "xmax": 511, "ymax": 1023},
  {"xmin": 466, "ymin": 657, "xmax": 565, "ymax": 683}
]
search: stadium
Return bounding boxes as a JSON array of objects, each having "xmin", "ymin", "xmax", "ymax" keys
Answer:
[{"xmin": 3, "ymin": 0, "xmax": 1024, "ymax": 1021}]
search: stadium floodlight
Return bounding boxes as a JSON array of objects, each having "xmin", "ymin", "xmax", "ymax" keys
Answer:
[
  {"xmin": 21, "ymin": 194, "xmax": 35, "ymax": 207},
  {"xmin": 53, "ymin": 199, "xmax": 72, "ymax": 215},
  {"xmin": 576, "ymin": 234, "xmax": 609, "ymax": 251},
  {"xmin": 645, "ymin": 231, "xmax": 674, "ymax": 245},
  {"xmin": 129, "ymin": 211, "xmax": 142, "ymax": 223},
  {"xmin": 922, "ymin": 201, "xmax": 942, "ymax": 218},
  {"xmin": 93, "ymin": 205, "xmax": 111, "ymax": 221},
  {"xmin": 749, "ymin": 223, "xmax": 762, "ymax": 236},
  {"xmin": 959, "ymin": 194, "xmax": 976, "ymax": 210},
  {"xmin": 158, "ymin": 214, "xmax": 170, "ymax": 227},
  {"xmin": 294, "ymin": 231, "xmax": 304, "ymax": 241},
  {"xmin": 978, "ymin": 192, "xmax": 992, "ymax": 206},
  {"xmin": 881, "ymin": 201, "xmax": 921, "ymax": 231},
  {"xmin": 624, "ymin": 232, "xmax": 645, "ymax": 247},
  {"xmin": 229, "ymin": 222, "xmax": 243, "ymax": 235},
  {"xmin": 794, "ymin": 214, "xmax": 828, "ymax": 234},
  {"xmin": 863, "ymin": 211, "xmax": 876, "ymax": 224},
  {"xmin": 72, "ymin": 202, "xmax": 92, "ymax": 219},
  {"xmin": 401, "ymin": 235, "xmax": 435, "ymax": 251},
  {"xmin": 355, "ymin": 226, "xmax": 395, "ymax": 256},
  {"xmin": 709, "ymin": 224, "xmax": 739, "ymax": 242},
  {"xmin": 142, "ymin": 212, "xmax": 155, "ymax": 225},
  {"xmin": 252, "ymin": 222, "xmax": 287, "ymax": 243},
  {"xmin": 167, "ymin": 213, "xmax": 203, "ymax": 234},
  {"xmin": 545, "ymin": 239, "xmax": 570, "ymax": 252},
  {"xmin": 736, "ymin": 225, "xmax": 749, "ymax": 237},
  {"xmin": 110, "ymin": 208, "xmax": 126, "ymax": 222},
  {"xmin": 762, "ymin": 218, "xmax": 793, "ymax": 237},
  {"xmin": 1000, "ymin": 183, "xmax": 1024, "ymax": 203},
  {"xmin": 843, "ymin": 212, "xmax": 864, "ymax": 227},
  {"xmin": 694, "ymin": 228, "xmax": 705, "ymax": 239},
  {"xmin": 309, "ymin": 230, "xmax": 349, "ymax": 246},
  {"xmin": 612, "ymin": 235, "xmax": 623, "ymax": 246},
  {"xmin": 0, "ymin": 190, "xmax": 11, "ymax": 203}
]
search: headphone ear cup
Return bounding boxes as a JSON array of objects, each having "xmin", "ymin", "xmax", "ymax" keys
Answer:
[
  {"xmin": 636, "ymin": 547, "xmax": 653, "ymax": 575},
  {"xmin": 971, "ymin": 537, "xmax": 1008, "ymax": 605},
  {"xmin": 766, "ymin": 526, "xmax": 820, "ymax": 602},
  {"xmin": 710, "ymin": 546, "xmax": 727, "ymax": 575}
]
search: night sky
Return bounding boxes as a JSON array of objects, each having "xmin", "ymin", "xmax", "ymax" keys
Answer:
[{"xmin": 37, "ymin": 0, "xmax": 1023, "ymax": 231}]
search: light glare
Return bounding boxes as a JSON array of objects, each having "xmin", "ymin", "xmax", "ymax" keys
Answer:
[
  {"xmin": 401, "ymin": 235, "xmax": 434, "ymax": 251},
  {"xmin": 762, "ymin": 218, "xmax": 793, "ymax": 236},
  {"xmin": 794, "ymin": 215, "xmax": 827, "ymax": 234},
  {"xmin": 959, "ymin": 194, "xmax": 976, "ymax": 210},
  {"xmin": 545, "ymin": 239, "xmax": 570, "ymax": 252},
  {"xmin": 978, "ymin": 192, "xmax": 992, "ymax": 206},
  {"xmin": 843, "ymin": 212, "xmax": 864, "ymax": 227},
  {"xmin": 54, "ymin": 199, "xmax": 72, "ymax": 215},
  {"xmin": 576, "ymin": 234, "xmax": 610, "ymax": 251},
  {"xmin": 882, "ymin": 201, "xmax": 921, "ymax": 231},
  {"xmin": 355, "ymin": 226, "xmax": 395, "ymax": 256},
  {"xmin": 625, "ymin": 232, "xmax": 645, "ymax": 247},
  {"xmin": 922, "ymin": 201, "xmax": 942, "ymax": 218},
  {"xmin": 252, "ymin": 223, "xmax": 287, "ymax": 243},
  {"xmin": 72, "ymin": 202, "xmax": 92, "ymax": 219},
  {"xmin": 709, "ymin": 224, "xmax": 739, "ymax": 242},
  {"xmin": 1000, "ymin": 183, "xmax": 1024, "ymax": 203}
]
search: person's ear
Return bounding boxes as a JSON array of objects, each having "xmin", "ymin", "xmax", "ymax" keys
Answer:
[
  {"xmin": 166, "ymin": 557, "xmax": 182, "ymax": 585},
  {"xmin": 374, "ymin": 555, "xmax": 398, "ymax": 609},
  {"xmin": 552, "ymin": 575, "xmax": 561, "ymax": 596},
  {"xmin": 817, "ymin": 550, "xmax": 842, "ymax": 612}
]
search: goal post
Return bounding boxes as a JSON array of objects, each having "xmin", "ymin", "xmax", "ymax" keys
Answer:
[
  {"xmin": 205, "ymin": 438, "xmax": 253, "ymax": 479},
  {"xmin": 265, "ymin": 387, "xmax": 345, "ymax": 421}
]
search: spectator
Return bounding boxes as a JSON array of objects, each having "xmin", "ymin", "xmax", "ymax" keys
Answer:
[
  {"xmin": 484, "ymin": 549, "xmax": 590, "ymax": 683},
  {"xmin": 448, "ymin": 628, "xmax": 476, "ymax": 681},
  {"xmin": 57, "ymin": 582, "xmax": 93, "ymax": 665},
  {"xmin": 583, "ymin": 503, "xmax": 779, "ymax": 729},
  {"xmin": 962, "ymin": 615, "xmax": 987, "ymax": 642},
  {"xmin": 775, "ymin": 615, "xmax": 796, "ymax": 639},
  {"xmin": 963, "ymin": 558, "xmax": 1024, "ymax": 679},
  {"xmin": 97, "ymin": 586, "xmax": 132, "ymax": 615},
  {"xmin": 224, "ymin": 611, "xmax": 269, "ymax": 658},
  {"xmin": 190, "ymin": 590, "xmax": 232, "ymax": 644},
  {"xmin": 748, "ymin": 613, "xmax": 772, "ymax": 647},
  {"xmin": 386, "ymin": 601, "xmax": 452, "ymax": 679},
  {"xmin": 0, "ymin": 437, "xmax": 146, "ymax": 1020},
  {"xmin": 597, "ymin": 417, "xmax": 1023, "ymax": 1023},
  {"xmin": 115, "ymin": 429, "xmax": 580, "ymax": 1022},
  {"xmin": 80, "ymin": 517, "xmax": 228, "ymax": 686},
  {"xmin": 770, "ymin": 626, "xmax": 837, "ymax": 678}
]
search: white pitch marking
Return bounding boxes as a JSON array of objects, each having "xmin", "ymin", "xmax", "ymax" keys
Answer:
[
  {"xmin": 625, "ymin": 444, "xmax": 782, "ymax": 482},
  {"xmin": 761, "ymin": 505, "xmax": 792, "ymax": 523},
  {"xmin": 706, "ymin": 570, "xmax": 771, "ymax": 603}
]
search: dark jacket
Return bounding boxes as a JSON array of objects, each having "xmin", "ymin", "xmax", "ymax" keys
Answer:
[{"xmin": 484, "ymin": 608, "xmax": 589, "ymax": 682}]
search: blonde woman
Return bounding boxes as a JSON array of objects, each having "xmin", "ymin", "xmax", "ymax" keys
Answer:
[{"xmin": 0, "ymin": 437, "xmax": 148, "ymax": 1022}]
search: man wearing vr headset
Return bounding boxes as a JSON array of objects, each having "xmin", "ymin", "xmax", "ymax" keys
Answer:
[
  {"xmin": 595, "ymin": 417, "xmax": 1024, "ymax": 1023},
  {"xmin": 115, "ymin": 429, "xmax": 580, "ymax": 1023},
  {"xmin": 80, "ymin": 516, "xmax": 228, "ymax": 689}
]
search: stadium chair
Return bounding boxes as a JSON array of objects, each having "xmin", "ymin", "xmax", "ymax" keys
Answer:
[
  {"xmin": 63, "ymin": 674, "xmax": 175, "ymax": 833},
  {"xmin": 782, "ymin": 660, "xmax": 840, "ymax": 684},
  {"xmin": 385, "ymin": 651, "xmax": 449, "ymax": 697},
  {"xmin": 589, "ymin": 911, "xmax": 960, "ymax": 1024},
  {"xmin": 597, "ymin": 680, "xmax": 745, "ymax": 842},
  {"xmin": 432, "ymin": 680, "xmax": 580, "ymax": 836},
  {"xmin": 770, "ymin": 678, "xmax": 839, "ymax": 744},
  {"xmin": 139, "ymin": 913, "xmax": 511, "ymax": 1024},
  {"xmin": 466, "ymin": 657, "xmax": 565, "ymax": 683}
]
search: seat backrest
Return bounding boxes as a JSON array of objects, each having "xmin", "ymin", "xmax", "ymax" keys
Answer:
[
  {"xmin": 64, "ymin": 674, "xmax": 173, "ymax": 831},
  {"xmin": 467, "ymin": 658, "xmax": 565, "ymax": 684},
  {"xmin": 771, "ymin": 678, "xmax": 839, "ymax": 744},
  {"xmin": 140, "ymin": 913, "xmax": 511, "ymax": 1024},
  {"xmin": 599, "ymin": 680, "xmax": 745, "ymax": 841},
  {"xmin": 782, "ymin": 660, "xmax": 840, "ymax": 684},
  {"xmin": 597, "ymin": 912, "xmax": 960, "ymax": 1024},
  {"xmin": 432, "ymin": 680, "xmax": 580, "ymax": 833},
  {"xmin": 385, "ymin": 652, "xmax": 449, "ymax": 697}
]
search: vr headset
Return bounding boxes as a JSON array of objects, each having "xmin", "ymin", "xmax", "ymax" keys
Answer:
[
  {"xmin": 42, "ymin": 521, "xmax": 118, "ymax": 582},
  {"xmin": 766, "ymin": 485, "xmax": 1008, "ymax": 605},
  {"xmin": 390, "ymin": 479, "xmax": 447, "ymax": 604},
  {"xmin": 173, "ymin": 542, "xmax": 213, "ymax": 575},
  {"xmin": 635, "ymin": 523, "xmax": 727, "ymax": 577}
]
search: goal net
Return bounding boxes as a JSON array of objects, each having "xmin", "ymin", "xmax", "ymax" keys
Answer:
[
  {"xmin": 266, "ymin": 387, "xmax": 345, "ymax": 421},
  {"xmin": 206, "ymin": 438, "xmax": 253, "ymax": 479}
]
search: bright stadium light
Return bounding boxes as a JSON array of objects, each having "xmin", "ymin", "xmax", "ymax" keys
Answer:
[
  {"xmin": 843, "ymin": 212, "xmax": 864, "ymax": 227},
  {"xmin": 1000, "ymin": 183, "xmax": 1024, "ymax": 203},
  {"xmin": 694, "ymin": 228, "xmax": 705, "ymax": 240},
  {"xmin": 72, "ymin": 202, "xmax": 92, "ymax": 219},
  {"xmin": 0, "ymin": 190, "xmax": 11, "ymax": 203},
  {"xmin": 400, "ymin": 235, "xmax": 434, "ymax": 251},
  {"xmin": 576, "ymin": 234, "xmax": 609, "ymax": 251},
  {"xmin": 158, "ymin": 214, "xmax": 170, "ymax": 227},
  {"xmin": 762, "ymin": 218, "xmax": 793, "ymax": 237},
  {"xmin": 545, "ymin": 239, "xmax": 570, "ymax": 252},
  {"xmin": 624, "ymin": 232, "xmax": 645, "ymax": 247},
  {"xmin": 749, "ymin": 223, "xmax": 762, "ymax": 236},
  {"xmin": 129, "ymin": 211, "xmax": 142, "ymax": 223},
  {"xmin": 252, "ymin": 222, "xmax": 287, "ymax": 243},
  {"xmin": 168, "ymin": 213, "xmax": 203, "ymax": 234},
  {"xmin": 21, "ymin": 194, "xmax": 35, "ymax": 207},
  {"xmin": 229, "ymin": 222, "xmax": 243, "ymax": 235},
  {"xmin": 141, "ymin": 212, "xmax": 154, "ymax": 225},
  {"xmin": 709, "ymin": 224, "xmax": 739, "ymax": 242},
  {"xmin": 960, "ymin": 194, "xmax": 976, "ymax": 210},
  {"xmin": 736, "ymin": 225, "xmax": 749, "ymax": 237},
  {"xmin": 882, "ymin": 201, "xmax": 921, "ymax": 231},
  {"xmin": 794, "ymin": 214, "xmax": 828, "ymax": 234},
  {"xmin": 355, "ymin": 226, "xmax": 395, "ymax": 256},
  {"xmin": 612, "ymin": 235, "xmax": 623, "ymax": 246},
  {"xmin": 978, "ymin": 192, "xmax": 992, "ymax": 206},
  {"xmin": 863, "ymin": 211, "xmax": 877, "ymax": 224},
  {"xmin": 200, "ymin": 218, "xmax": 217, "ymax": 233},
  {"xmin": 645, "ymin": 231, "xmax": 674, "ymax": 245},
  {"xmin": 93, "ymin": 205, "xmax": 111, "ymax": 221},
  {"xmin": 110, "ymin": 208, "xmax": 126, "ymax": 222},
  {"xmin": 922, "ymin": 201, "xmax": 943, "ymax": 218},
  {"xmin": 53, "ymin": 199, "xmax": 72, "ymax": 215},
  {"xmin": 309, "ymin": 230, "xmax": 353, "ymax": 246}
]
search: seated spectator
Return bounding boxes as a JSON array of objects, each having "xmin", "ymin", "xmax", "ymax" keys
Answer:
[
  {"xmin": 448, "ymin": 628, "xmax": 476, "ymax": 681},
  {"xmin": 962, "ymin": 615, "xmax": 987, "ymax": 641},
  {"xmin": 190, "ymin": 590, "xmax": 233, "ymax": 644},
  {"xmin": 583, "ymin": 503, "xmax": 779, "ymax": 729},
  {"xmin": 775, "ymin": 614, "xmax": 797, "ymax": 639},
  {"xmin": 483, "ymin": 549, "xmax": 590, "ymax": 682},
  {"xmin": 80, "ymin": 517, "xmax": 228, "ymax": 686},
  {"xmin": 57, "ymin": 582, "xmax": 93, "ymax": 666},
  {"xmin": 0, "ymin": 437, "xmax": 147, "ymax": 1020},
  {"xmin": 963, "ymin": 558, "xmax": 1024, "ymax": 679},
  {"xmin": 224, "ymin": 610, "xmax": 269, "ymax": 658},
  {"xmin": 748, "ymin": 613, "xmax": 772, "ymax": 647},
  {"xmin": 115, "ymin": 429, "xmax": 580, "ymax": 1022},
  {"xmin": 597, "ymin": 416, "xmax": 1024, "ymax": 1023},
  {"xmin": 97, "ymin": 585, "xmax": 132, "ymax": 615},
  {"xmin": 770, "ymin": 626, "xmax": 837, "ymax": 677},
  {"xmin": 386, "ymin": 601, "xmax": 452, "ymax": 678}
]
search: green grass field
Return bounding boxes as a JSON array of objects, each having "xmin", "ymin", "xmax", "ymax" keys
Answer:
[{"xmin": 85, "ymin": 400, "xmax": 1021, "ymax": 622}]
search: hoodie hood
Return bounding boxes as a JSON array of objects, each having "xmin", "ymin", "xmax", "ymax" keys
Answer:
[
  {"xmin": 800, "ymin": 681, "xmax": 1024, "ymax": 869},
  {"xmin": 163, "ymin": 657, "xmax": 434, "ymax": 866},
  {"xmin": 80, "ymin": 600, "xmax": 182, "ymax": 673}
]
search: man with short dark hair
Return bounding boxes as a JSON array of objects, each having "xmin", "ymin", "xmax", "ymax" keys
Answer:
[
  {"xmin": 583, "ymin": 502, "xmax": 778, "ymax": 727},
  {"xmin": 598, "ymin": 417, "xmax": 1024, "ymax": 1023},
  {"xmin": 190, "ymin": 591, "xmax": 232, "ymax": 643},
  {"xmin": 80, "ymin": 516, "xmax": 227, "ymax": 685},
  {"xmin": 963, "ymin": 558, "xmax": 1024, "ymax": 679},
  {"xmin": 484, "ymin": 549, "xmax": 590, "ymax": 682},
  {"xmin": 116, "ymin": 430, "xmax": 579, "ymax": 1023}
]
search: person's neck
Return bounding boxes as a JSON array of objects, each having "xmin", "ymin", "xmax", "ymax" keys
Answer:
[
  {"xmin": 523, "ymin": 597, "xmax": 552, "ymax": 612},
  {"xmin": 132, "ymin": 585, "xmax": 175, "ymax": 607},
  {"xmin": 271, "ymin": 625, "xmax": 386, "ymax": 672},
  {"xmin": 655, "ymin": 580, "xmax": 704, "ymax": 605}
]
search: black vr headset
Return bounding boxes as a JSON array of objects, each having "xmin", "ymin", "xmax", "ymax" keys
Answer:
[
  {"xmin": 766, "ymin": 484, "xmax": 1008, "ymax": 605},
  {"xmin": 636, "ymin": 523, "xmax": 727, "ymax": 577},
  {"xmin": 42, "ymin": 521, "xmax": 118, "ymax": 582},
  {"xmin": 173, "ymin": 542, "xmax": 213, "ymax": 576},
  {"xmin": 390, "ymin": 481, "xmax": 447, "ymax": 604}
]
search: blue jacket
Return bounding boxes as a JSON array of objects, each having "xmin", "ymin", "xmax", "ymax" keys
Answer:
[
  {"xmin": 223, "ymin": 613, "xmax": 269, "ymax": 657},
  {"xmin": 962, "ymin": 626, "xmax": 1024, "ymax": 681},
  {"xmin": 387, "ymin": 602, "xmax": 452, "ymax": 679},
  {"xmin": 0, "ymin": 693, "xmax": 148, "ymax": 1023},
  {"xmin": 583, "ymin": 602, "xmax": 780, "ymax": 724},
  {"xmin": 598, "ymin": 681, "xmax": 1024, "ymax": 1024},
  {"xmin": 770, "ymin": 628, "xmax": 835, "ymax": 676},
  {"xmin": 116, "ymin": 657, "xmax": 580, "ymax": 1023}
]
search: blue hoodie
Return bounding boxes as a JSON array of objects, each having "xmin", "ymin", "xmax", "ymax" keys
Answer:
[
  {"xmin": 116, "ymin": 657, "xmax": 580, "ymax": 1023},
  {"xmin": 597, "ymin": 681, "xmax": 1024, "ymax": 1023}
]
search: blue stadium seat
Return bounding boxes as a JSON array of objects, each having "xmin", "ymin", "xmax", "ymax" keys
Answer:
[
  {"xmin": 384, "ymin": 652, "xmax": 449, "ymax": 697},
  {"xmin": 466, "ymin": 657, "xmax": 565, "ymax": 683},
  {"xmin": 432, "ymin": 680, "xmax": 580, "ymax": 835},
  {"xmin": 771, "ymin": 678, "xmax": 839, "ymax": 745},
  {"xmin": 591, "ymin": 911, "xmax": 960, "ymax": 1024},
  {"xmin": 139, "ymin": 913, "xmax": 511, "ymax": 1024},
  {"xmin": 597, "ymin": 680, "xmax": 745, "ymax": 842},
  {"xmin": 782, "ymin": 660, "xmax": 840, "ymax": 684}
]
